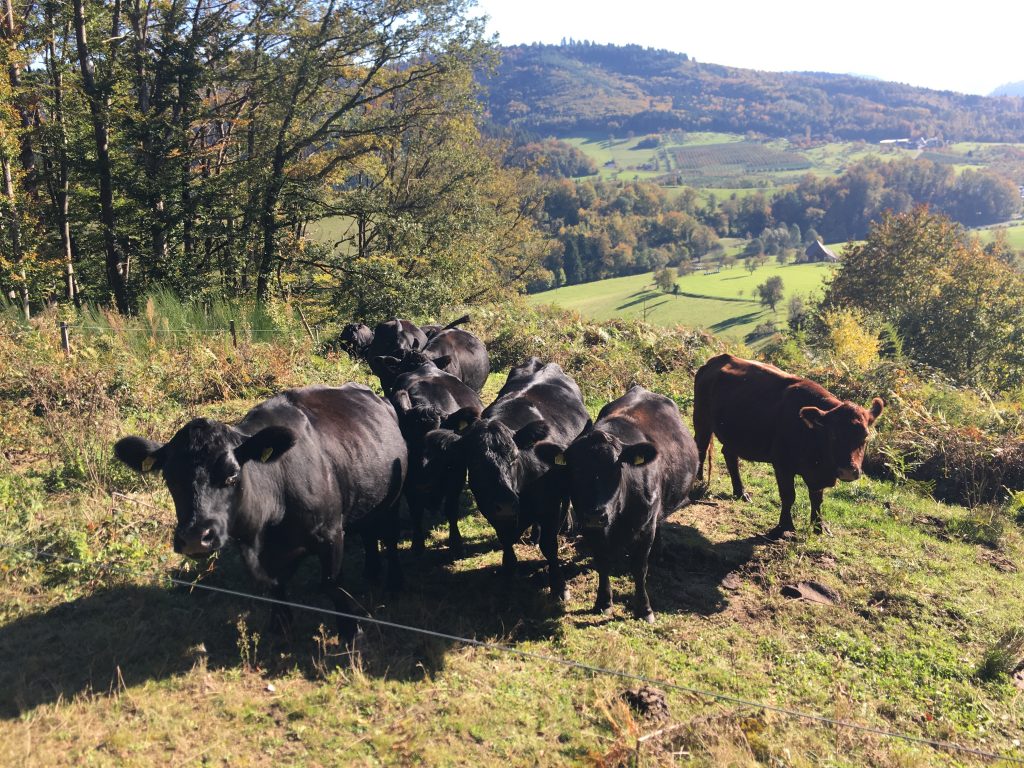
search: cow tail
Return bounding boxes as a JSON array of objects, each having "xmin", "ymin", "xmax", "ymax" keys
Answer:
[
  {"xmin": 442, "ymin": 313, "xmax": 471, "ymax": 331},
  {"xmin": 706, "ymin": 434, "xmax": 714, "ymax": 487}
]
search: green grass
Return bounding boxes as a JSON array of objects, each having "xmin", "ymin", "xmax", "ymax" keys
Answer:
[
  {"xmin": 528, "ymin": 261, "xmax": 837, "ymax": 344},
  {"xmin": 973, "ymin": 222, "xmax": 1024, "ymax": 250},
  {"xmin": 565, "ymin": 133, "xmax": 1024, "ymax": 197},
  {"xmin": 3, "ymin": 304, "xmax": 1024, "ymax": 766}
]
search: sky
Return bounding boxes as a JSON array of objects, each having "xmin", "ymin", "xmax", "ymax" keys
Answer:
[{"xmin": 471, "ymin": 0, "xmax": 1023, "ymax": 96}]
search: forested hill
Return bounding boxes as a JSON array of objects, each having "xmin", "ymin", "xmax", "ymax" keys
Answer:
[{"xmin": 483, "ymin": 43, "xmax": 1024, "ymax": 142}]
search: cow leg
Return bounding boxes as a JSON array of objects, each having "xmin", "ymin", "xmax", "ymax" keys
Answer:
[
  {"xmin": 808, "ymin": 488, "xmax": 829, "ymax": 536},
  {"xmin": 693, "ymin": 420, "xmax": 712, "ymax": 486},
  {"xmin": 317, "ymin": 530, "xmax": 362, "ymax": 647},
  {"xmin": 630, "ymin": 526, "xmax": 657, "ymax": 623},
  {"xmin": 766, "ymin": 467, "xmax": 797, "ymax": 540},
  {"xmin": 592, "ymin": 539, "xmax": 613, "ymax": 614},
  {"xmin": 264, "ymin": 552, "xmax": 304, "ymax": 637},
  {"xmin": 442, "ymin": 469, "xmax": 465, "ymax": 558},
  {"xmin": 408, "ymin": 493, "xmax": 426, "ymax": 555},
  {"xmin": 500, "ymin": 532, "xmax": 518, "ymax": 576},
  {"xmin": 722, "ymin": 447, "xmax": 750, "ymax": 502},
  {"xmin": 538, "ymin": 519, "xmax": 567, "ymax": 603},
  {"xmin": 362, "ymin": 533, "xmax": 382, "ymax": 584},
  {"xmin": 382, "ymin": 502, "xmax": 404, "ymax": 592}
]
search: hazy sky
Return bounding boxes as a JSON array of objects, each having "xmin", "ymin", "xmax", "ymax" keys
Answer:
[{"xmin": 472, "ymin": 0, "xmax": 1022, "ymax": 96}]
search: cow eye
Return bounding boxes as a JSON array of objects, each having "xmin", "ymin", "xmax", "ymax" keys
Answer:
[{"xmin": 224, "ymin": 473, "xmax": 240, "ymax": 487}]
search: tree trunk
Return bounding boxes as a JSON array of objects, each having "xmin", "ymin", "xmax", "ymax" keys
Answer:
[
  {"xmin": 256, "ymin": 147, "xmax": 285, "ymax": 302},
  {"xmin": 73, "ymin": 0, "xmax": 130, "ymax": 312},
  {"xmin": 1, "ymin": 153, "xmax": 29, "ymax": 318}
]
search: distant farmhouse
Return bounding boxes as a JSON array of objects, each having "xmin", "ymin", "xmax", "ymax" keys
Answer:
[
  {"xmin": 878, "ymin": 136, "xmax": 944, "ymax": 150},
  {"xmin": 805, "ymin": 240, "xmax": 839, "ymax": 263}
]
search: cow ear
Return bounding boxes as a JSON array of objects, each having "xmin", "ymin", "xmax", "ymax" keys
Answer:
[
  {"xmin": 431, "ymin": 354, "xmax": 453, "ymax": 371},
  {"xmin": 406, "ymin": 405, "xmax": 442, "ymax": 435},
  {"xmin": 424, "ymin": 428, "xmax": 464, "ymax": 461},
  {"xmin": 114, "ymin": 436, "xmax": 165, "ymax": 474},
  {"xmin": 235, "ymin": 426, "xmax": 297, "ymax": 465},
  {"xmin": 442, "ymin": 406, "xmax": 481, "ymax": 434},
  {"xmin": 391, "ymin": 389, "xmax": 412, "ymax": 415},
  {"xmin": 534, "ymin": 441, "xmax": 568, "ymax": 467},
  {"xmin": 800, "ymin": 406, "xmax": 828, "ymax": 429},
  {"xmin": 620, "ymin": 442, "xmax": 658, "ymax": 466},
  {"xmin": 514, "ymin": 420, "xmax": 550, "ymax": 450},
  {"xmin": 867, "ymin": 397, "xmax": 884, "ymax": 425}
]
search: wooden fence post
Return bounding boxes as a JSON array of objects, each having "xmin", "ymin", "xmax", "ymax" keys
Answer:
[
  {"xmin": 59, "ymin": 321, "xmax": 70, "ymax": 356},
  {"xmin": 296, "ymin": 305, "xmax": 315, "ymax": 343},
  {"xmin": 229, "ymin": 319, "xmax": 238, "ymax": 348}
]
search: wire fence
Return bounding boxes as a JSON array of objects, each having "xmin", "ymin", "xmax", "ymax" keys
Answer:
[{"xmin": 2, "ymin": 531, "xmax": 1022, "ymax": 765}]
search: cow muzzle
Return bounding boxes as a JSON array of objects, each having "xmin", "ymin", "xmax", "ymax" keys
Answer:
[
  {"xmin": 836, "ymin": 466, "xmax": 861, "ymax": 482},
  {"xmin": 174, "ymin": 525, "xmax": 221, "ymax": 557},
  {"xmin": 581, "ymin": 509, "xmax": 611, "ymax": 531}
]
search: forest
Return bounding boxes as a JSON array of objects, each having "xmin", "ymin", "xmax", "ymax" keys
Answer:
[
  {"xmin": 0, "ymin": 0, "xmax": 546, "ymax": 320},
  {"xmin": 484, "ymin": 42, "xmax": 1024, "ymax": 142}
]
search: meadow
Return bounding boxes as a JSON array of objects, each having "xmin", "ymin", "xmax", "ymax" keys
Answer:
[
  {"xmin": 2, "ymin": 301, "xmax": 1023, "ymax": 766},
  {"xmin": 565, "ymin": 132, "xmax": 1024, "ymax": 196},
  {"xmin": 528, "ymin": 261, "xmax": 838, "ymax": 345}
]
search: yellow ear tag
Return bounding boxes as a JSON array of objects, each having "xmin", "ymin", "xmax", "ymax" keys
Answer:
[
  {"xmin": 141, "ymin": 456, "xmax": 155, "ymax": 472},
  {"xmin": 260, "ymin": 447, "xmax": 273, "ymax": 463},
  {"xmin": 457, "ymin": 420, "xmax": 468, "ymax": 432},
  {"xmin": 554, "ymin": 453, "xmax": 567, "ymax": 466},
  {"xmin": 633, "ymin": 455, "xmax": 646, "ymax": 466}
]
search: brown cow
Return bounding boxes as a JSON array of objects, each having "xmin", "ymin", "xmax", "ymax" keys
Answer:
[{"xmin": 693, "ymin": 353, "xmax": 883, "ymax": 538}]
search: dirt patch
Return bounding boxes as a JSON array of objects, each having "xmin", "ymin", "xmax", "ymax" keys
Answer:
[
  {"xmin": 978, "ymin": 550, "xmax": 1018, "ymax": 573},
  {"xmin": 621, "ymin": 685, "xmax": 669, "ymax": 722},
  {"xmin": 780, "ymin": 581, "xmax": 840, "ymax": 605}
]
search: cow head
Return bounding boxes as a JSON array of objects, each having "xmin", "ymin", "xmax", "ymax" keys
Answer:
[
  {"xmin": 799, "ymin": 397, "xmax": 884, "ymax": 481},
  {"xmin": 369, "ymin": 351, "xmax": 454, "ymax": 393},
  {"xmin": 338, "ymin": 323, "xmax": 373, "ymax": 355},
  {"xmin": 430, "ymin": 408, "xmax": 548, "ymax": 527},
  {"xmin": 114, "ymin": 419, "xmax": 297, "ymax": 557},
  {"xmin": 536, "ymin": 429, "xmax": 657, "ymax": 531}
]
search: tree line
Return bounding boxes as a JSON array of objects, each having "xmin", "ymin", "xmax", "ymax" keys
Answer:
[{"xmin": 0, "ymin": 0, "xmax": 546, "ymax": 320}]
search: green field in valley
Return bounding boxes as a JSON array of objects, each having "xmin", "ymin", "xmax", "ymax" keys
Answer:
[{"xmin": 528, "ymin": 260, "xmax": 837, "ymax": 345}]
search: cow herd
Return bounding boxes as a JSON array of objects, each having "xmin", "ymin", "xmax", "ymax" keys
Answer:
[{"xmin": 114, "ymin": 316, "xmax": 883, "ymax": 644}]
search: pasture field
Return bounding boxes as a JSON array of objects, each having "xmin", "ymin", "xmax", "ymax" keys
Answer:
[
  {"xmin": 528, "ymin": 261, "xmax": 838, "ymax": 345},
  {"xmin": 565, "ymin": 132, "xmax": 1023, "ymax": 195},
  {"xmin": 974, "ymin": 222, "xmax": 1024, "ymax": 250},
  {"xmin": 1, "ymin": 306, "xmax": 1023, "ymax": 767}
]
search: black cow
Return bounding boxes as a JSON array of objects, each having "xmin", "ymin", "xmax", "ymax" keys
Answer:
[
  {"xmin": 389, "ymin": 359, "xmax": 483, "ymax": 555},
  {"xmin": 425, "ymin": 358, "xmax": 590, "ymax": 600},
  {"xmin": 364, "ymin": 318, "xmax": 429, "ymax": 360},
  {"xmin": 693, "ymin": 353, "xmax": 884, "ymax": 538},
  {"xmin": 338, "ymin": 322, "xmax": 374, "ymax": 356},
  {"xmin": 371, "ymin": 327, "xmax": 490, "ymax": 394},
  {"xmin": 536, "ymin": 386, "xmax": 698, "ymax": 622},
  {"xmin": 421, "ymin": 313, "xmax": 471, "ymax": 340},
  {"xmin": 113, "ymin": 384, "xmax": 407, "ymax": 643}
]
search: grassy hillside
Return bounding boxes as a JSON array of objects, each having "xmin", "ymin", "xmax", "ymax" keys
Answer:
[
  {"xmin": 528, "ymin": 262, "xmax": 837, "ymax": 344},
  {"xmin": 2, "ymin": 303, "xmax": 1023, "ymax": 766},
  {"xmin": 565, "ymin": 132, "xmax": 1024, "ymax": 194}
]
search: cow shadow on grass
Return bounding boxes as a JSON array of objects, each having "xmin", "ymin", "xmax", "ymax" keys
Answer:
[
  {"xmin": 562, "ymin": 518, "xmax": 762, "ymax": 624},
  {"xmin": 0, "ymin": 533, "xmax": 579, "ymax": 716}
]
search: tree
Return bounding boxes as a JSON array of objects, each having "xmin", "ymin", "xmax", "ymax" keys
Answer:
[
  {"xmin": 653, "ymin": 266, "xmax": 676, "ymax": 293},
  {"xmin": 756, "ymin": 275, "xmax": 784, "ymax": 311},
  {"xmin": 822, "ymin": 207, "xmax": 1024, "ymax": 389}
]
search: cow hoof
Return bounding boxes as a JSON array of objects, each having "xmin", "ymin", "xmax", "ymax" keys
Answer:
[
  {"xmin": 737, "ymin": 492, "xmax": 753, "ymax": 503},
  {"xmin": 552, "ymin": 585, "xmax": 569, "ymax": 603},
  {"xmin": 411, "ymin": 540, "xmax": 426, "ymax": 556},
  {"xmin": 448, "ymin": 541, "xmax": 464, "ymax": 560},
  {"xmin": 594, "ymin": 604, "xmax": 613, "ymax": 616},
  {"xmin": 761, "ymin": 525, "xmax": 795, "ymax": 542},
  {"xmin": 814, "ymin": 522, "xmax": 833, "ymax": 537},
  {"xmin": 634, "ymin": 611, "xmax": 655, "ymax": 624}
]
